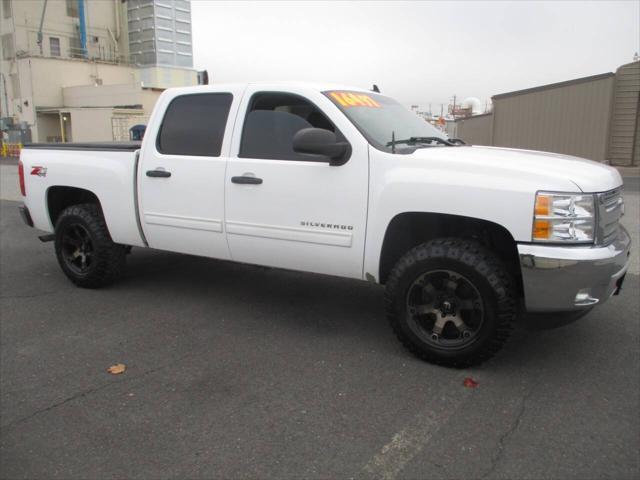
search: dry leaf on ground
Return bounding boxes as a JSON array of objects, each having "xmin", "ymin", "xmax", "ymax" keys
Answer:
[
  {"xmin": 107, "ymin": 363, "xmax": 126, "ymax": 375},
  {"xmin": 463, "ymin": 377, "xmax": 479, "ymax": 388}
]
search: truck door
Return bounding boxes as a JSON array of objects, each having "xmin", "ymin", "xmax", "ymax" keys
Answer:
[
  {"xmin": 138, "ymin": 89, "xmax": 241, "ymax": 258},
  {"xmin": 225, "ymin": 87, "xmax": 369, "ymax": 279}
]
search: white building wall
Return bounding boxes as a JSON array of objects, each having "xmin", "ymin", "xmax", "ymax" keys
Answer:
[
  {"xmin": 67, "ymin": 107, "xmax": 145, "ymax": 142},
  {"xmin": 68, "ymin": 108, "xmax": 114, "ymax": 142},
  {"xmin": 64, "ymin": 83, "xmax": 151, "ymax": 109},
  {"xmin": 1, "ymin": 0, "xmax": 195, "ymax": 142},
  {"xmin": 8, "ymin": 0, "xmax": 128, "ymax": 62}
]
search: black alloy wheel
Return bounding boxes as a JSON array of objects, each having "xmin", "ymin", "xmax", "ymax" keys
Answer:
[
  {"xmin": 60, "ymin": 223, "xmax": 95, "ymax": 275},
  {"xmin": 54, "ymin": 203, "xmax": 126, "ymax": 288},
  {"xmin": 385, "ymin": 238, "xmax": 517, "ymax": 367},
  {"xmin": 406, "ymin": 269, "xmax": 485, "ymax": 350}
]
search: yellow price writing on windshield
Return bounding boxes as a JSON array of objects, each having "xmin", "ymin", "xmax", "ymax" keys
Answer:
[{"xmin": 330, "ymin": 91, "xmax": 381, "ymax": 108}]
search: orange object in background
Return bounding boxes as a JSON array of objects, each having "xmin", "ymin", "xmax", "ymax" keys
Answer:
[{"xmin": 1, "ymin": 143, "xmax": 23, "ymax": 158}]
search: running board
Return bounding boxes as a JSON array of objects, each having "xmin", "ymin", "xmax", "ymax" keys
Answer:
[{"xmin": 38, "ymin": 234, "xmax": 55, "ymax": 242}]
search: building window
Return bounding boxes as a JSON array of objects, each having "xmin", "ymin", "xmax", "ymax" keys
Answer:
[
  {"xmin": 66, "ymin": 0, "xmax": 79, "ymax": 18},
  {"xmin": 2, "ymin": 0, "xmax": 11, "ymax": 19},
  {"xmin": 49, "ymin": 37, "xmax": 61, "ymax": 57},
  {"xmin": 1, "ymin": 33, "xmax": 14, "ymax": 60},
  {"xmin": 69, "ymin": 34, "xmax": 83, "ymax": 58},
  {"xmin": 10, "ymin": 72, "xmax": 20, "ymax": 98}
]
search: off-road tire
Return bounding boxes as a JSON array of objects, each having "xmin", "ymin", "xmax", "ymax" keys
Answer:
[
  {"xmin": 385, "ymin": 238, "xmax": 517, "ymax": 367},
  {"xmin": 54, "ymin": 203, "xmax": 126, "ymax": 288}
]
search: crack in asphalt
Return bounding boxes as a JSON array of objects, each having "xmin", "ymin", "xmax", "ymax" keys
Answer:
[
  {"xmin": 0, "ymin": 351, "xmax": 196, "ymax": 431},
  {"xmin": 481, "ymin": 383, "xmax": 538, "ymax": 479}
]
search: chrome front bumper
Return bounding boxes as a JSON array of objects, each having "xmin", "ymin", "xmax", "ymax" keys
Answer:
[{"xmin": 518, "ymin": 226, "xmax": 631, "ymax": 312}]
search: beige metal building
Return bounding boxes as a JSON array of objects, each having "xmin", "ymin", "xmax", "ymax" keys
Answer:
[
  {"xmin": 453, "ymin": 113, "xmax": 492, "ymax": 146},
  {"xmin": 608, "ymin": 61, "xmax": 640, "ymax": 165},
  {"xmin": 1, "ymin": 0, "xmax": 198, "ymax": 143},
  {"xmin": 456, "ymin": 61, "xmax": 640, "ymax": 165}
]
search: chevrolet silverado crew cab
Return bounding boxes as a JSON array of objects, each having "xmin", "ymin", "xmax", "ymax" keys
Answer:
[{"xmin": 18, "ymin": 82, "xmax": 631, "ymax": 367}]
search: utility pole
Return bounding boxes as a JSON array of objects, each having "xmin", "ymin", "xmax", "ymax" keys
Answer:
[
  {"xmin": 0, "ymin": 73, "xmax": 8, "ymax": 117},
  {"xmin": 37, "ymin": 0, "xmax": 49, "ymax": 56}
]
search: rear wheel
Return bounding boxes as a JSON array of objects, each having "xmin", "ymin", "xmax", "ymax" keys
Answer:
[
  {"xmin": 54, "ymin": 203, "xmax": 126, "ymax": 288},
  {"xmin": 385, "ymin": 238, "xmax": 517, "ymax": 367}
]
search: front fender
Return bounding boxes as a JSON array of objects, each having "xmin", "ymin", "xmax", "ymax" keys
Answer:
[{"xmin": 362, "ymin": 148, "xmax": 577, "ymax": 282}]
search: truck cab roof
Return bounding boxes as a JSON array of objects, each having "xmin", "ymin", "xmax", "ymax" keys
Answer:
[{"xmin": 163, "ymin": 81, "xmax": 375, "ymax": 96}]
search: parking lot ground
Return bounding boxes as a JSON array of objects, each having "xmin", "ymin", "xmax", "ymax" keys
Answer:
[{"xmin": 0, "ymin": 172, "xmax": 638, "ymax": 479}]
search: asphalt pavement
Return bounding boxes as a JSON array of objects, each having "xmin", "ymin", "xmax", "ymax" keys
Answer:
[{"xmin": 0, "ymin": 168, "xmax": 638, "ymax": 479}]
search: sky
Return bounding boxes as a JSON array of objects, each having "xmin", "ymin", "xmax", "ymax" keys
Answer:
[{"xmin": 191, "ymin": 1, "xmax": 640, "ymax": 110}]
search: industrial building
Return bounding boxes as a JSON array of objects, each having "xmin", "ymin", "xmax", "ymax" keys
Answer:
[
  {"xmin": 456, "ymin": 61, "xmax": 640, "ymax": 166},
  {"xmin": 0, "ymin": 0, "xmax": 198, "ymax": 144}
]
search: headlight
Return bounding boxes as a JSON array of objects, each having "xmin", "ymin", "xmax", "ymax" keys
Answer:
[{"xmin": 532, "ymin": 192, "xmax": 595, "ymax": 243}]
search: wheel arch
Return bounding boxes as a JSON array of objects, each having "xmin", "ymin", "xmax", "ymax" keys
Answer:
[
  {"xmin": 378, "ymin": 212, "xmax": 523, "ymax": 295},
  {"xmin": 47, "ymin": 186, "xmax": 103, "ymax": 227}
]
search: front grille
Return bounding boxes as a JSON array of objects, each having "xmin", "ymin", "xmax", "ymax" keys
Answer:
[{"xmin": 597, "ymin": 187, "xmax": 623, "ymax": 245}]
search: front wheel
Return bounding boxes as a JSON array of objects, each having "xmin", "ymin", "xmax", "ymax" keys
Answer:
[
  {"xmin": 54, "ymin": 203, "xmax": 126, "ymax": 288},
  {"xmin": 385, "ymin": 238, "xmax": 517, "ymax": 367}
]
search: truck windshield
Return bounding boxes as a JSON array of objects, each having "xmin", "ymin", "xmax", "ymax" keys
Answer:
[{"xmin": 324, "ymin": 90, "xmax": 447, "ymax": 153}]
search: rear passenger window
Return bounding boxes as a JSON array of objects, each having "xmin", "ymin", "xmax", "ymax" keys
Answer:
[{"xmin": 157, "ymin": 93, "xmax": 233, "ymax": 156}]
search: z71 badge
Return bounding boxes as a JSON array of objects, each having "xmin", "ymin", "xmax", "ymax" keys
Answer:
[{"xmin": 30, "ymin": 166, "xmax": 47, "ymax": 177}]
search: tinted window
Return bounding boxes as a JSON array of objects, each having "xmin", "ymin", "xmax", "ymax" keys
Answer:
[
  {"xmin": 239, "ymin": 92, "xmax": 345, "ymax": 161},
  {"xmin": 158, "ymin": 93, "xmax": 233, "ymax": 157}
]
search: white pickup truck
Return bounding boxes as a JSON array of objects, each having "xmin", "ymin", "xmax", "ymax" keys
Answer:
[{"xmin": 18, "ymin": 82, "xmax": 631, "ymax": 367}]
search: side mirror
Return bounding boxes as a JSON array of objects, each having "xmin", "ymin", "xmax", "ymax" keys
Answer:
[{"xmin": 293, "ymin": 128, "xmax": 350, "ymax": 165}]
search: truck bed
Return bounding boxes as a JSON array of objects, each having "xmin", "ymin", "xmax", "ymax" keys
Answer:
[
  {"xmin": 20, "ymin": 145, "xmax": 145, "ymax": 248},
  {"xmin": 23, "ymin": 142, "xmax": 141, "ymax": 152}
]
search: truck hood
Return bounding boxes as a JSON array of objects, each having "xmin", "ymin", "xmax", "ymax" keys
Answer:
[{"xmin": 410, "ymin": 145, "xmax": 622, "ymax": 193}]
